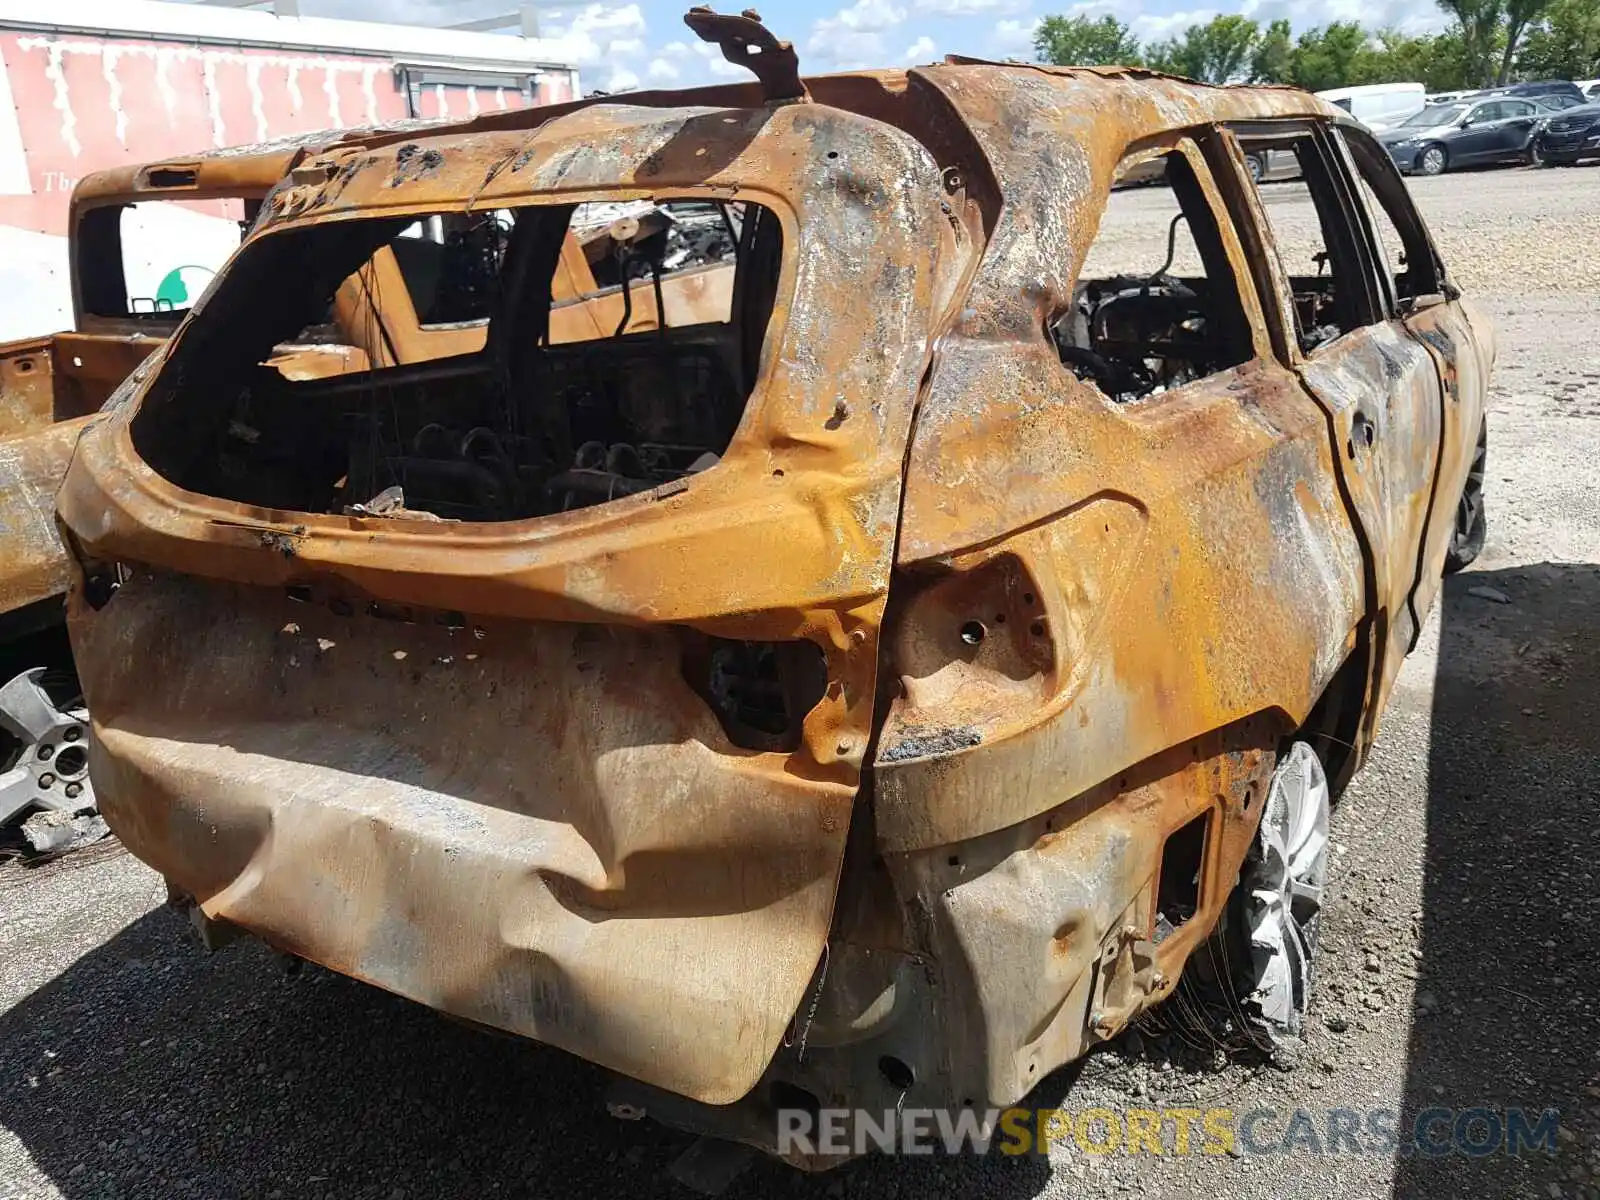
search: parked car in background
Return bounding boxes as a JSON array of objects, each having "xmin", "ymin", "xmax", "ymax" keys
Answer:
[
  {"xmin": 1535, "ymin": 101, "xmax": 1600, "ymax": 164},
  {"xmin": 1240, "ymin": 146, "xmax": 1301, "ymax": 182},
  {"xmin": 1500, "ymin": 79, "xmax": 1587, "ymax": 104},
  {"xmin": 1578, "ymin": 79, "xmax": 1600, "ymax": 99},
  {"xmin": 1380, "ymin": 95, "xmax": 1547, "ymax": 174},
  {"xmin": 1316, "ymin": 82, "xmax": 1425, "ymax": 130},
  {"xmin": 1117, "ymin": 144, "xmax": 1298, "ymax": 187},
  {"xmin": 1478, "ymin": 81, "xmax": 1588, "ymax": 109}
]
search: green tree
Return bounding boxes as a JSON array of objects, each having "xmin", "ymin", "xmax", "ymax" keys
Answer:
[
  {"xmin": 1499, "ymin": 0, "xmax": 1556, "ymax": 79},
  {"xmin": 1033, "ymin": 14, "xmax": 1143, "ymax": 66},
  {"xmin": 1367, "ymin": 29, "xmax": 1431, "ymax": 82},
  {"xmin": 1031, "ymin": 4, "xmax": 1555, "ymax": 91},
  {"xmin": 1289, "ymin": 21, "xmax": 1377, "ymax": 90},
  {"xmin": 1437, "ymin": 0, "xmax": 1509, "ymax": 84},
  {"xmin": 1517, "ymin": 0, "xmax": 1600, "ymax": 77},
  {"xmin": 1145, "ymin": 14, "xmax": 1262, "ymax": 82},
  {"xmin": 1251, "ymin": 18, "xmax": 1294, "ymax": 81}
]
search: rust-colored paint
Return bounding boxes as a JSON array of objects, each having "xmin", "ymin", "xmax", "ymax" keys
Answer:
[
  {"xmin": 0, "ymin": 417, "xmax": 85, "ymax": 618},
  {"xmin": 54, "ymin": 40, "xmax": 1493, "ymax": 1167}
]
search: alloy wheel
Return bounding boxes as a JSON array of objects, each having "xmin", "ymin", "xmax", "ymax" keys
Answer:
[
  {"xmin": 0, "ymin": 669, "xmax": 94, "ymax": 826},
  {"xmin": 1446, "ymin": 418, "xmax": 1488, "ymax": 572},
  {"xmin": 1240, "ymin": 741, "xmax": 1330, "ymax": 1042}
]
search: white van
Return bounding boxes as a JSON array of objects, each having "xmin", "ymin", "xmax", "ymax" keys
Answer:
[{"xmin": 1315, "ymin": 82, "xmax": 1427, "ymax": 131}]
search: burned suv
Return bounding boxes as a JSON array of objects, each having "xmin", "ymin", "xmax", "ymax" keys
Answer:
[{"xmin": 57, "ymin": 12, "xmax": 1491, "ymax": 1167}]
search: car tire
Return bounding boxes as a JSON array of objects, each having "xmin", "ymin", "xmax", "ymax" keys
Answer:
[
  {"xmin": 1247, "ymin": 153, "xmax": 1265, "ymax": 183},
  {"xmin": 1230, "ymin": 741, "xmax": 1331, "ymax": 1046},
  {"xmin": 1417, "ymin": 144, "xmax": 1448, "ymax": 176},
  {"xmin": 1445, "ymin": 417, "xmax": 1487, "ymax": 573}
]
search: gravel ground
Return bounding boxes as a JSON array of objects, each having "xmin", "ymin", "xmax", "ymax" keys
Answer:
[{"xmin": 3, "ymin": 164, "xmax": 1598, "ymax": 1200}]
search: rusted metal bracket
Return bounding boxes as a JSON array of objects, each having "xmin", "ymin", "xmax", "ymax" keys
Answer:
[{"xmin": 683, "ymin": 7, "xmax": 806, "ymax": 103}]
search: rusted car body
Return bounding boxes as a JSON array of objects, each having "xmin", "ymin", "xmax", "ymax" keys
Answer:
[
  {"xmin": 57, "ymin": 17, "xmax": 1491, "ymax": 1166},
  {"xmin": 3, "ymin": 134, "xmax": 723, "ymax": 829}
]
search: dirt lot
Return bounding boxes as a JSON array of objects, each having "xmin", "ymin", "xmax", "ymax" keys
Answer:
[{"xmin": 3, "ymin": 164, "xmax": 1598, "ymax": 1200}]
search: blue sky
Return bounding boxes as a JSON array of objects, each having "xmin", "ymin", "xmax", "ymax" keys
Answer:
[{"xmin": 213, "ymin": 0, "xmax": 1452, "ymax": 92}]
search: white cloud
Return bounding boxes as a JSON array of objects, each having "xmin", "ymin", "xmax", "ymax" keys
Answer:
[
  {"xmin": 1130, "ymin": 7, "xmax": 1219, "ymax": 42},
  {"xmin": 539, "ymin": 3, "xmax": 647, "ymax": 68},
  {"xmin": 923, "ymin": 0, "xmax": 1030, "ymax": 15},
  {"xmin": 691, "ymin": 40, "xmax": 749, "ymax": 78},
  {"xmin": 604, "ymin": 65, "xmax": 641, "ymax": 92},
  {"xmin": 832, "ymin": 0, "xmax": 909, "ymax": 33},
  {"xmin": 1241, "ymin": 0, "xmax": 1448, "ymax": 34},
  {"xmin": 989, "ymin": 17, "xmax": 1041, "ymax": 58},
  {"xmin": 807, "ymin": 0, "xmax": 909, "ymax": 69},
  {"xmin": 194, "ymin": 0, "xmax": 1454, "ymax": 90},
  {"xmin": 1132, "ymin": 0, "xmax": 1447, "ymax": 46}
]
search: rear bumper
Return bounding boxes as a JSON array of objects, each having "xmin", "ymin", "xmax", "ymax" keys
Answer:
[
  {"xmin": 69, "ymin": 563, "xmax": 1283, "ymax": 1163},
  {"xmin": 70, "ymin": 569, "xmax": 856, "ymax": 1106}
]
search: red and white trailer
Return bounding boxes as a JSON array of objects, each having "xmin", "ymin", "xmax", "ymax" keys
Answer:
[{"xmin": 0, "ymin": 0, "xmax": 579, "ymax": 340}]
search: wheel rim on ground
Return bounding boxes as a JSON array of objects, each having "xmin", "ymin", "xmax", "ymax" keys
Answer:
[
  {"xmin": 1455, "ymin": 424, "xmax": 1487, "ymax": 549},
  {"xmin": 1242, "ymin": 741, "xmax": 1330, "ymax": 1042},
  {"xmin": 1421, "ymin": 147, "xmax": 1445, "ymax": 174},
  {"xmin": 0, "ymin": 668, "xmax": 95, "ymax": 826}
]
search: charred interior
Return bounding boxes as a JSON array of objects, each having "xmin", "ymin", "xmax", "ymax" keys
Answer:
[
  {"xmin": 1052, "ymin": 149, "xmax": 1254, "ymax": 404},
  {"xmin": 130, "ymin": 197, "xmax": 781, "ymax": 522}
]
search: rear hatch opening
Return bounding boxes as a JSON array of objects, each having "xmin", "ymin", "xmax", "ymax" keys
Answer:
[{"xmin": 130, "ymin": 196, "xmax": 781, "ymax": 524}]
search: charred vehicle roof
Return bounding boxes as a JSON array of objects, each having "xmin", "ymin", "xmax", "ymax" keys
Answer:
[{"xmin": 56, "ymin": 8, "xmax": 1492, "ymax": 1168}]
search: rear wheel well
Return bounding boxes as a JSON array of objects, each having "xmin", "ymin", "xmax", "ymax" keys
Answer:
[{"xmin": 1294, "ymin": 641, "xmax": 1369, "ymax": 795}]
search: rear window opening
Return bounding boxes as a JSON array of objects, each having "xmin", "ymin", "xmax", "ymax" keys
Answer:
[
  {"xmin": 77, "ymin": 198, "xmax": 255, "ymax": 322},
  {"xmin": 129, "ymin": 197, "xmax": 782, "ymax": 523}
]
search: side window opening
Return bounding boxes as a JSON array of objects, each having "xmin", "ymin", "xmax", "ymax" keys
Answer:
[
  {"xmin": 381, "ymin": 200, "xmax": 741, "ymax": 336},
  {"xmin": 130, "ymin": 197, "xmax": 779, "ymax": 524},
  {"xmin": 389, "ymin": 212, "xmax": 512, "ymax": 328},
  {"xmin": 1054, "ymin": 144, "xmax": 1255, "ymax": 405},
  {"xmin": 1228, "ymin": 123, "xmax": 1386, "ymax": 353},
  {"xmin": 1350, "ymin": 175, "xmax": 1408, "ymax": 301},
  {"xmin": 1337, "ymin": 129, "xmax": 1445, "ymax": 306},
  {"xmin": 551, "ymin": 200, "xmax": 742, "ymax": 343},
  {"xmin": 77, "ymin": 199, "xmax": 250, "ymax": 322}
]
